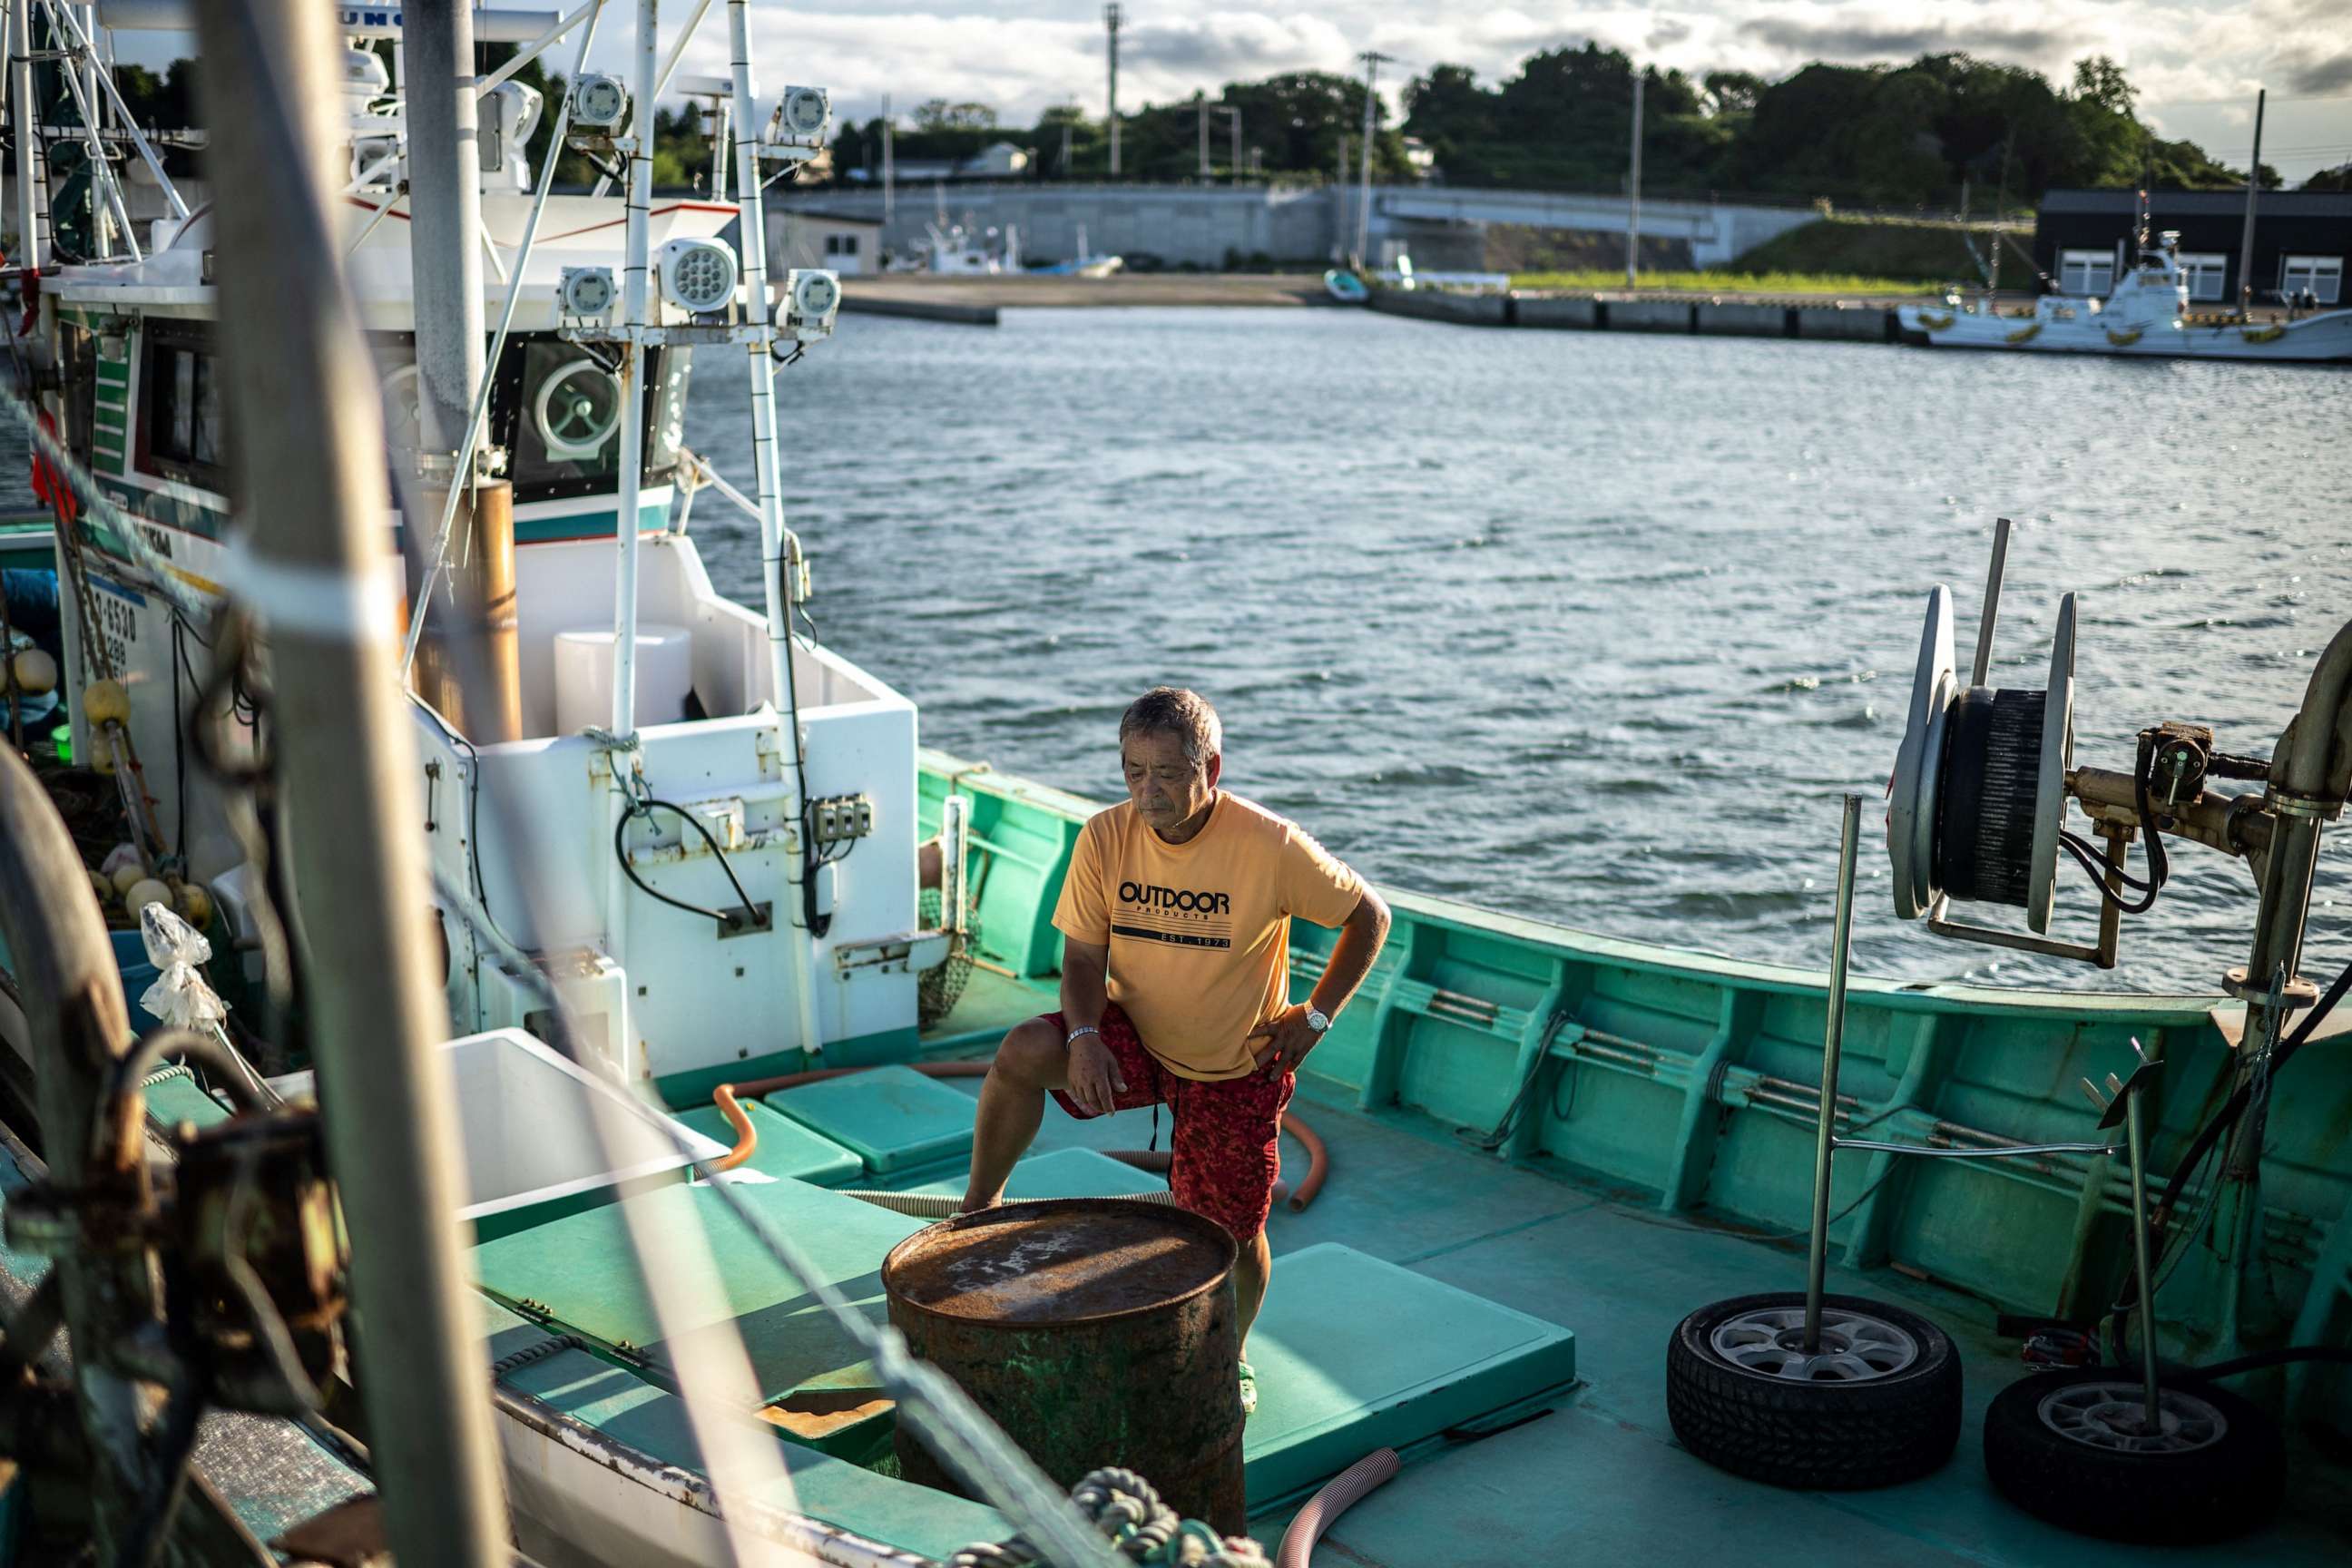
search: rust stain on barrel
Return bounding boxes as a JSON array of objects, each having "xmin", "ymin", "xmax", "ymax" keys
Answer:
[{"xmin": 883, "ymin": 1199, "xmax": 1248, "ymax": 1534}]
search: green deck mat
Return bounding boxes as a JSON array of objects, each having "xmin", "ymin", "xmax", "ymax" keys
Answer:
[
  {"xmin": 481, "ymin": 1297, "xmax": 1004, "ymax": 1560},
  {"xmin": 472, "ymin": 1175, "xmax": 921, "ymax": 1419},
  {"xmin": 1240, "ymin": 1243, "xmax": 1577, "ymax": 1507},
  {"xmin": 762, "ymin": 1065, "xmax": 977, "ymax": 1175},
  {"xmin": 673, "ymin": 1100, "xmax": 863, "ymax": 1187},
  {"xmin": 904, "ymin": 1147, "xmax": 1168, "ymax": 1200}
]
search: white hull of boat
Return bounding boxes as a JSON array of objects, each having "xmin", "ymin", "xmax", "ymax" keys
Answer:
[{"xmin": 1898, "ymin": 303, "xmax": 2352, "ymax": 362}]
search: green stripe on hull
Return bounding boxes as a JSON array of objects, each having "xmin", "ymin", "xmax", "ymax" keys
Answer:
[{"xmin": 914, "ymin": 746, "xmax": 2352, "ymax": 1387}]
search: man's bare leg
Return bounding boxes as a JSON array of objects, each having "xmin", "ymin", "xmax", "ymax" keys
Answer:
[
  {"xmin": 960, "ymin": 1019, "xmax": 1068, "ymax": 1214},
  {"xmin": 1235, "ymin": 1229, "xmax": 1272, "ymax": 1354}
]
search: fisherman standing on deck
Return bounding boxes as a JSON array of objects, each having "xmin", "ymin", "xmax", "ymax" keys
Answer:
[{"xmin": 961, "ymin": 687, "xmax": 1391, "ymax": 1416}]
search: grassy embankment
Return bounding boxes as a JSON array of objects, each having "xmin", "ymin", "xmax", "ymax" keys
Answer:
[{"xmin": 1511, "ymin": 215, "xmax": 2010, "ymax": 295}]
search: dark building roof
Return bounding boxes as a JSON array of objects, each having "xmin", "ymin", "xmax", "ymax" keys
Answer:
[{"xmin": 2040, "ymin": 187, "xmax": 2352, "ymax": 219}]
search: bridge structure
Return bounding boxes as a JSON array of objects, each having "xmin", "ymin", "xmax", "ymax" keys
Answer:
[{"xmin": 769, "ymin": 181, "xmax": 1825, "ymax": 272}]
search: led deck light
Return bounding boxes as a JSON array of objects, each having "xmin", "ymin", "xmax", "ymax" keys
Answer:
[{"xmin": 657, "ymin": 238, "xmax": 739, "ymax": 315}]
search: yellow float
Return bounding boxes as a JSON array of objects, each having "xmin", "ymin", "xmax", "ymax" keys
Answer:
[{"xmin": 83, "ymin": 677, "xmax": 130, "ymax": 725}]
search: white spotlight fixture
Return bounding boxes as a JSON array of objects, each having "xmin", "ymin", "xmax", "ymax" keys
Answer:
[{"xmin": 658, "ymin": 238, "xmax": 740, "ymax": 314}]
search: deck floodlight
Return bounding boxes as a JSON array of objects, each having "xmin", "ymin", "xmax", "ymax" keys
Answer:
[
  {"xmin": 777, "ymin": 269, "xmax": 840, "ymax": 341},
  {"xmin": 571, "ymin": 74, "xmax": 631, "ymax": 133},
  {"xmin": 558, "ymin": 265, "xmax": 616, "ymax": 321},
  {"xmin": 766, "ymin": 85, "xmax": 831, "ymax": 151},
  {"xmin": 658, "ymin": 238, "xmax": 740, "ymax": 315}
]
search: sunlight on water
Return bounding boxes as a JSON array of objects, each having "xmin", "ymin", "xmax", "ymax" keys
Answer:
[{"xmin": 698, "ymin": 309, "xmax": 2337, "ymax": 990}]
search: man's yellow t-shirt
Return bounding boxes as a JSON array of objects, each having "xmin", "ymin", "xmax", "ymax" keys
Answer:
[{"xmin": 1051, "ymin": 792, "xmax": 1366, "ymax": 1082}]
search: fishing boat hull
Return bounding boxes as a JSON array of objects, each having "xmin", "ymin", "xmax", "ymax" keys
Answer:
[{"xmin": 1897, "ymin": 302, "xmax": 2352, "ymax": 361}]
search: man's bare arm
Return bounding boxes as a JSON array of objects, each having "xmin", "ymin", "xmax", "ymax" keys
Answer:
[
  {"xmin": 1310, "ymin": 888, "xmax": 1391, "ymax": 1020},
  {"xmin": 1061, "ymin": 936, "xmax": 1109, "ymax": 1028},
  {"xmin": 1249, "ymin": 887, "xmax": 1392, "ymax": 1073},
  {"xmin": 1059, "ymin": 937, "xmax": 1125, "ymax": 1113}
]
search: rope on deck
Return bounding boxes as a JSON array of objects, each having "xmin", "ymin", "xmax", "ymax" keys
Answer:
[{"xmin": 949, "ymin": 1465, "xmax": 1269, "ymax": 1568}]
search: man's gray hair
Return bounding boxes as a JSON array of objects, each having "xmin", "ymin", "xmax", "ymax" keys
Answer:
[{"xmin": 1120, "ymin": 687, "xmax": 1222, "ymax": 765}]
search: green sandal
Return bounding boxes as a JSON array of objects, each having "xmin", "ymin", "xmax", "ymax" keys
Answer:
[{"xmin": 1238, "ymin": 1359, "xmax": 1259, "ymax": 1418}]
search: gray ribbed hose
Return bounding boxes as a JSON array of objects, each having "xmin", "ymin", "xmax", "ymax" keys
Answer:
[{"xmin": 1276, "ymin": 1448, "xmax": 1399, "ymax": 1568}]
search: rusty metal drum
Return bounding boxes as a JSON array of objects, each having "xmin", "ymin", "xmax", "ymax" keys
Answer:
[{"xmin": 881, "ymin": 1198, "xmax": 1247, "ymax": 1534}]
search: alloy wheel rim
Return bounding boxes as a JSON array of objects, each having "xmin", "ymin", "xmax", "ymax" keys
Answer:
[
  {"xmin": 1710, "ymin": 1305, "xmax": 1921, "ymax": 1382},
  {"xmin": 2035, "ymin": 1382, "xmax": 2227, "ymax": 1455}
]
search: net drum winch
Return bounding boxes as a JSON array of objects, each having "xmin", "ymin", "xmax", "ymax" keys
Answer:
[{"xmin": 1670, "ymin": 518, "xmax": 2336, "ymax": 1542}]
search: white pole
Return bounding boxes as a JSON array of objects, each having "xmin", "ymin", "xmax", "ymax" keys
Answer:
[
  {"xmin": 189, "ymin": 0, "xmax": 508, "ymax": 1556},
  {"xmin": 611, "ymin": 0, "xmax": 655, "ymax": 737},
  {"xmin": 708, "ymin": 94, "xmax": 729, "ymax": 199},
  {"xmin": 882, "ymin": 93, "xmax": 893, "ymax": 223},
  {"xmin": 728, "ymin": 0, "xmax": 828, "ymax": 1063},
  {"xmin": 10, "ymin": 0, "xmax": 36, "ymax": 270},
  {"xmin": 2236, "ymin": 87, "xmax": 2265, "ymax": 316},
  {"xmin": 1103, "ymin": 2, "xmax": 1120, "ymax": 176},
  {"xmin": 1626, "ymin": 69, "xmax": 1644, "ymax": 288},
  {"xmin": 1354, "ymin": 50, "xmax": 1386, "ymax": 269}
]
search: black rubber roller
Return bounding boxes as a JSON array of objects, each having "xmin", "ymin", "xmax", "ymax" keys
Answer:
[{"xmin": 1935, "ymin": 687, "xmax": 2046, "ymax": 907}]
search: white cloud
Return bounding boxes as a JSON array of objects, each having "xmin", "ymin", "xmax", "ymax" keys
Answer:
[{"xmin": 104, "ymin": 0, "xmax": 2352, "ymax": 181}]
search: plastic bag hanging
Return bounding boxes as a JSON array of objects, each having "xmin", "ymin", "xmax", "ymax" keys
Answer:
[{"xmin": 138, "ymin": 900, "xmax": 229, "ymax": 1032}]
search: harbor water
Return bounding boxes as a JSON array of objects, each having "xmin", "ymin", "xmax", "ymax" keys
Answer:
[{"xmin": 685, "ymin": 307, "xmax": 2352, "ymax": 994}]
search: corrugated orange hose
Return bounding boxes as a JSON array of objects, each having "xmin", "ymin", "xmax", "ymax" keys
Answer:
[
  {"xmin": 709, "ymin": 1083, "xmax": 757, "ymax": 1172},
  {"xmin": 714, "ymin": 1060, "xmax": 1331, "ymax": 1210}
]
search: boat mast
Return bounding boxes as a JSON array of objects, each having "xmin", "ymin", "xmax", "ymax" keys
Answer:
[
  {"xmin": 727, "ymin": 0, "xmax": 828, "ymax": 1062},
  {"xmin": 10, "ymin": 0, "xmax": 39, "ymax": 274},
  {"xmin": 190, "ymin": 0, "xmax": 507, "ymax": 1559},
  {"xmin": 406, "ymin": 0, "xmax": 487, "ymax": 471},
  {"xmin": 612, "ymin": 0, "xmax": 655, "ymax": 737}
]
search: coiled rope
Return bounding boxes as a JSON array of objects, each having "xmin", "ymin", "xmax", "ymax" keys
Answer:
[{"xmin": 948, "ymin": 1466, "xmax": 1270, "ymax": 1568}]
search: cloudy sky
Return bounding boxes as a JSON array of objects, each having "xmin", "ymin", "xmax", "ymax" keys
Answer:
[{"xmin": 132, "ymin": 1, "xmax": 2352, "ymax": 181}]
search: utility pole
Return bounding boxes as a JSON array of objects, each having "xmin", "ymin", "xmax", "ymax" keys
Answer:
[
  {"xmin": 2236, "ymin": 86, "xmax": 2265, "ymax": 316},
  {"xmin": 1355, "ymin": 49, "xmax": 1389, "ymax": 270},
  {"xmin": 882, "ymin": 93, "xmax": 895, "ymax": 223},
  {"xmin": 1221, "ymin": 104, "xmax": 1240, "ymax": 181},
  {"xmin": 191, "ymin": 0, "xmax": 508, "ymax": 1561},
  {"xmin": 1625, "ymin": 67, "xmax": 1644, "ymax": 288},
  {"xmin": 1191, "ymin": 89, "xmax": 1208, "ymax": 178},
  {"xmin": 1104, "ymin": 2, "xmax": 1121, "ymax": 176},
  {"xmin": 1060, "ymin": 101, "xmax": 1073, "ymax": 177},
  {"xmin": 1334, "ymin": 133, "xmax": 1348, "ymax": 263}
]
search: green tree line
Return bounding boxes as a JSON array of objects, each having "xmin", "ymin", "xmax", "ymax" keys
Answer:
[{"xmin": 822, "ymin": 47, "xmax": 2330, "ymax": 210}]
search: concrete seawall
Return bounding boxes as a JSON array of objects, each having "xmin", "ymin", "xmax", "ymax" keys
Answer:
[{"xmin": 1369, "ymin": 288, "xmax": 1901, "ymax": 345}]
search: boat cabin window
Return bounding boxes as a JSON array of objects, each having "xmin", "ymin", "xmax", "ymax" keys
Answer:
[
  {"xmin": 2058, "ymin": 250, "xmax": 2114, "ymax": 298},
  {"xmin": 493, "ymin": 338, "xmax": 689, "ymax": 504},
  {"xmin": 138, "ymin": 319, "xmax": 228, "ymax": 487},
  {"xmin": 2177, "ymin": 252, "xmax": 2229, "ymax": 302},
  {"xmin": 2280, "ymin": 255, "xmax": 2341, "ymax": 306}
]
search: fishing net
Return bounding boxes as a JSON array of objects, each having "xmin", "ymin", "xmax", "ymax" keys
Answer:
[{"xmin": 917, "ymin": 887, "xmax": 977, "ymax": 1032}]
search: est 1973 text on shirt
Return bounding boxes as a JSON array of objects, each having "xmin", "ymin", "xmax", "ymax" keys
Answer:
[{"xmin": 1051, "ymin": 791, "xmax": 1366, "ymax": 1082}]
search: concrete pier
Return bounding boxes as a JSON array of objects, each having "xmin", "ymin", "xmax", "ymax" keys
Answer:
[{"xmin": 1368, "ymin": 287, "xmax": 1907, "ymax": 346}]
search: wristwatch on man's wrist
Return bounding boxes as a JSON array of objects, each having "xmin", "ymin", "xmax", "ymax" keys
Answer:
[{"xmin": 1304, "ymin": 1004, "xmax": 1330, "ymax": 1034}]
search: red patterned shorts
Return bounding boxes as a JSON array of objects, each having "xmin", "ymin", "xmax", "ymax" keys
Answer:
[{"xmin": 1046, "ymin": 1002, "xmax": 1293, "ymax": 1242}]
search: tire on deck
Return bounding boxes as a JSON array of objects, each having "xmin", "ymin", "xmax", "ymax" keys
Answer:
[
  {"xmin": 1666, "ymin": 1291, "xmax": 1961, "ymax": 1489},
  {"xmin": 1982, "ymin": 1367, "xmax": 2282, "ymax": 1543}
]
